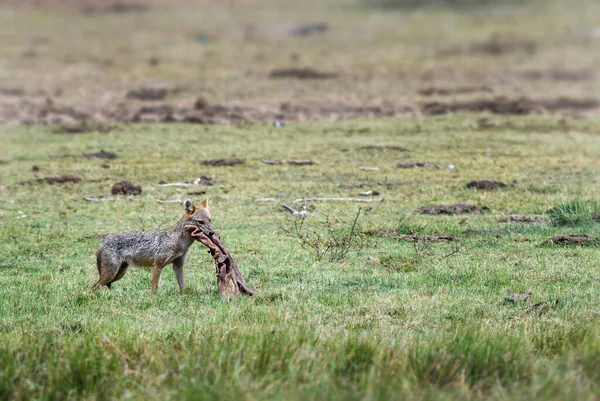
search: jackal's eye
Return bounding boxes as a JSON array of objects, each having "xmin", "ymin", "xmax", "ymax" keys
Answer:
[{"xmin": 195, "ymin": 219, "xmax": 205, "ymax": 225}]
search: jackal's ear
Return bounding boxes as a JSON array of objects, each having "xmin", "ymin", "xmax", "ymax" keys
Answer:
[
  {"xmin": 184, "ymin": 199, "xmax": 196, "ymax": 215},
  {"xmin": 199, "ymin": 198, "xmax": 210, "ymax": 211}
]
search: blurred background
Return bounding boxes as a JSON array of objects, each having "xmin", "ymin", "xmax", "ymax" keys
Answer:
[{"xmin": 1, "ymin": 0, "xmax": 599, "ymax": 125}]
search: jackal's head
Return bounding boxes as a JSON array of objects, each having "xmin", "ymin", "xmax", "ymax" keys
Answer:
[{"xmin": 183, "ymin": 198, "xmax": 214, "ymax": 236}]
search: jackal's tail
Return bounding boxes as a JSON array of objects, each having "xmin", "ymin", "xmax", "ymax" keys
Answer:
[{"xmin": 96, "ymin": 249, "xmax": 102, "ymax": 275}]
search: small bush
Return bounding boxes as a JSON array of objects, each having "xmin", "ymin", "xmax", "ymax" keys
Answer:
[{"xmin": 283, "ymin": 208, "xmax": 367, "ymax": 262}]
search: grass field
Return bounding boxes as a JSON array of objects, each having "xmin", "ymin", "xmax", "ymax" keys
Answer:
[
  {"xmin": 1, "ymin": 116, "xmax": 600, "ymax": 400},
  {"xmin": 1, "ymin": 0, "xmax": 600, "ymax": 399}
]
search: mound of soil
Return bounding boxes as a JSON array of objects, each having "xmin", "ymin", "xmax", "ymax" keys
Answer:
[
  {"xmin": 421, "ymin": 97, "xmax": 600, "ymax": 116},
  {"xmin": 82, "ymin": 2, "xmax": 147, "ymax": 13},
  {"xmin": 362, "ymin": 229, "xmax": 456, "ymax": 242},
  {"xmin": 126, "ymin": 84, "xmax": 175, "ymax": 101},
  {"xmin": 469, "ymin": 38, "xmax": 537, "ymax": 56},
  {"xmin": 420, "ymin": 204, "xmax": 488, "ymax": 215},
  {"xmin": 83, "ymin": 150, "xmax": 118, "ymax": 160},
  {"xmin": 269, "ymin": 67, "xmax": 337, "ymax": 80},
  {"xmin": 520, "ymin": 70, "xmax": 592, "ymax": 82},
  {"xmin": 261, "ymin": 159, "xmax": 316, "ymax": 166},
  {"xmin": 197, "ymin": 158, "xmax": 244, "ymax": 167},
  {"xmin": 111, "ymin": 181, "xmax": 142, "ymax": 195},
  {"xmin": 466, "ymin": 180, "xmax": 507, "ymax": 190},
  {"xmin": 418, "ymin": 86, "xmax": 491, "ymax": 96},
  {"xmin": 462, "ymin": 229, "xmax": 506, "ymax": 237},
  {"xmin": 397, "ymin": 234, "xmax": 456, "ymax": 242},
  {"xmin": 359, "ymin": 145, "xmax": 409, "ymax": 152},
  {"xmin": 53, "ymin": 122, "xmax": 113, "ymax": 134},
  {"xmin": 542, "ymin": 235, "xmax": 598, "ymax": 246},
  {"xmin": 396, "ymin": 161, "xmax": 440, "ymax": 168},
  {"xmin": 8, "ymin": 0, "xmax": 173, "ymax": 13},
  {"xmin": 498, "ymin": 215, "xmax": 550, "ymax": 223},
  {"xmin": 36, "ymin": 174, "xmax": 82, "ymax": 185},
  {"xmin": 289, "ymin": 23, "xmax": 329, "ymax": 37}
]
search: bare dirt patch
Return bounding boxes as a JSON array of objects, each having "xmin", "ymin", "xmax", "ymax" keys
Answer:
[
  {"xmin": 462, "ymin": 229, "xmax": 506, "ymax": 237},
  {"xmin": 289, "ymin": 23, "xmax": 329, "ymax": 37},
  {"xmin": 261, "ymin": 160, "xmax": 316, "ymax": 166},
  {"xmin": 197, "ymin": 158, "xmax": 244, "ymax": 167},
  {"xmin": 542, "ymin": 234, "xmax": 598, "ymax": 246},
  {"xmin": 83, "ymin": 150, "xmax": 118, "ymax": 160},
  {"xmin": 466, "ymin": 180, "xmax": 507, "ymax": 190},
  {"xmin": 469, "ymin": 38, "xmax": 537, "ymax": 56},
  {"xmin": 421, "ymin": 97, "xmax": 600, "ymax": 116},
  {"xmin": 1, "ymin": 94, "xmax": 412, "ymax": 125},
  {"xmin": 269, "ymin": 68, "xmax": 338, "ymax": 80},
  {"xmin": 396, "ymin": 161, "xmax": 440, "ymax": 168},
  {"xmin": 111, "ymin": 181, "xmax": 142, "ymax": 195},
  {"xmin": 418, "ymin": 86, "xmax": 492, "ymax": 96},
  {"xmin": 53, "ymin": 122, "xmax": 113, "ymax": 134},
  {"xmin": 126, "ymin": 84, "xmax": 176, "ymax": 101},
  {"xmin": 5, "ymin": 0, "xmax": 181, "ymax": 13},
  {"xmin": 498, "ymin": 215, "xmax": 550, "ymax": 223},
  {"xmin": 420, "ymin": 204, "xmax": 488, "ymax": 215},
  {"xmin": 520, "ymin": 69, "xmax": 592, "ymax": 82},
  {"xmin": 362, "ymin": 229, "xmax": 456, "ymax": 242},
  {"xmin": 34, "ymin": 175, "xmax": 82, "ymax": 185},
  {"xmin": 358, "ymin": 145, "xmax": 409, "ymax": 152}
]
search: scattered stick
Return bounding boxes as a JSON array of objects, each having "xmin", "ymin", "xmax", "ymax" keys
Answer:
[
  {"xmin": 360, "ymin": 167, "xmax": 379, "ymax": 171},
  {"xmin": 186, "ymin": 225, "xmax": 255, "ymax": 297},
  {"xmin": 156, "ymin": 199, "xmax": 182, "ymax": 204},
  {"xmin": 293, "ymin": 197, "xmax": 384, "ymax": 203}
]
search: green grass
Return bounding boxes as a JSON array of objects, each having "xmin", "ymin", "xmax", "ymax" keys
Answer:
[
  {"xmin": 1, "ymin": 116, "xmax": 600, "ymax": 400},
  {"xmin": 547, "ymin": 198, "xmax": 600, "ymax": 227}
]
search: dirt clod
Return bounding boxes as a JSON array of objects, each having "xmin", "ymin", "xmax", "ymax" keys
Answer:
[
  {"xmin": 498, "ymin": 215, "xmax": 550, "ymax": 223},
  {"xmin": 362, "ymin": 229, "xmax": 456, "ymax": 242},
  {"xmin": 542, "ymin": 235, "xmax": 598, "ymax": 246},
  {"xmin": 420, "ymin": 204, "xmax": 488, "ymax": 215},
  {"xmin": 197, "ymin": 158, "xmax": 244, "ymax": 167},
  {"xmin": 359, "ymin": 145, "xmax": 409, "ymax": 152},
  {"xmin": 37, "ymin": 175, "xmax": 82, "ymax": 185},
  {"xmin": 396, "ymin": 161, "xmax": 440, "ymax": 168},
  {"xmin": 193, "ymin": 96, "xmax": 209, "ymax": 110},
  {"xmin": 126, "ymin": 84, "xmax": 175, "ymax": 101},
  {"xmin": 32, "ymin": 165, "xmax": 40, "ymax": 172},
  {"xmin": 83, "ymin": 150, "xmax": 118, "ymax": 160},
  {"xmin": 289, "ymin": 23, "xmax": 329, "ymax": 37},
  {"xmin": 470, "ymin": 38, "xmax": 537, "ymax": 56},
  {"xmin": 520, "ymin": 70, "xmax": 592, "ymax": 82},
  {"xmin": 111, "ymin": 181, "xmax": 142, "ymax": 195},
  {"xmin": 269, "ymin": 67, "xmax": 337, "ymax": 80},
  {"xmin": 466, "ymin": 180, "xmax": 507, "ymax": 190},
  {"xmin": 418, "ymin": 86, "xmax": 491, "ymax": 96},
  {"xmin": 53, "ymin": 122, "xmax": 113, "ymax": 134},
  {"xmin": 421, "ymin": 97, "xmax": 600, "ymax": 116}
]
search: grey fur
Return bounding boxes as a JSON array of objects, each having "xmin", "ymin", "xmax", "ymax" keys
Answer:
[{"xmin": 92, "ymin": 199, "xmax": 213, "ymax": 294}]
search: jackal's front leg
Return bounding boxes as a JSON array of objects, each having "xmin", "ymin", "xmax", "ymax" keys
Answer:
[
  {"xmin": 172, "ymin": 255, "xmax": 186, "ymax": 293},
  {"xmin": 151, "ymin": 262, "xmax": 165, "ymax": 295}
]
